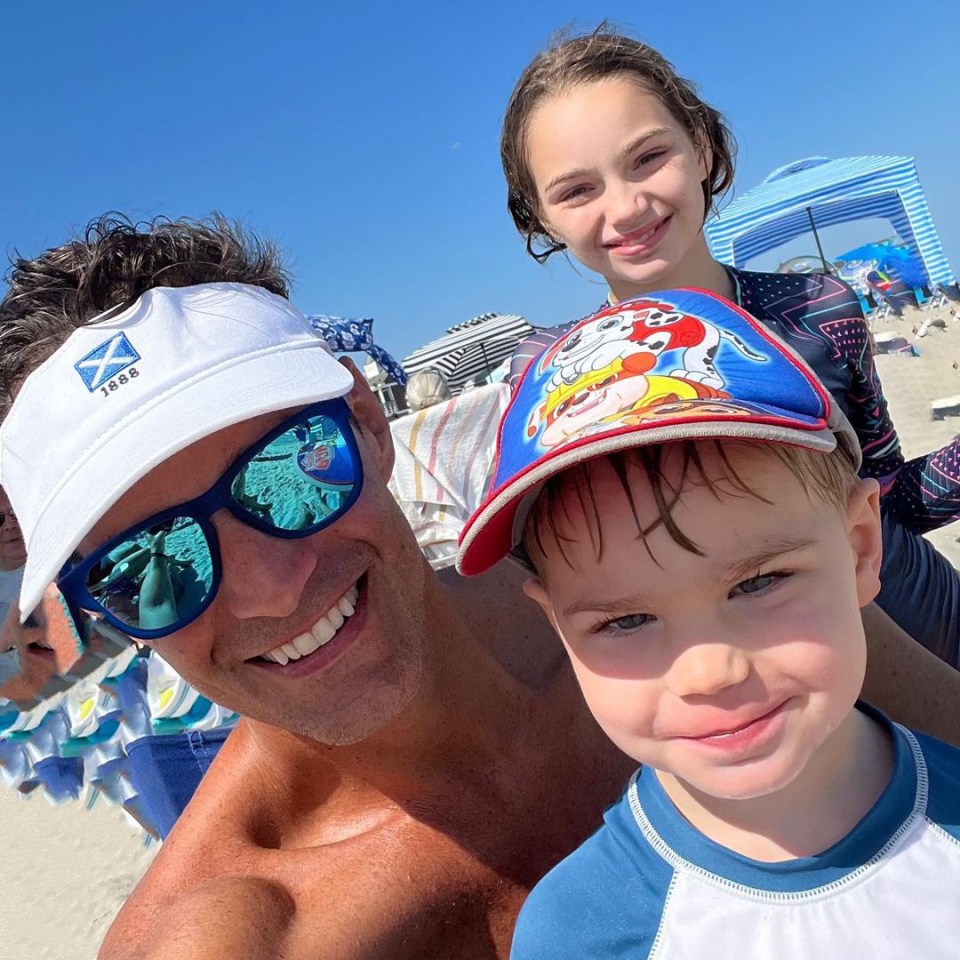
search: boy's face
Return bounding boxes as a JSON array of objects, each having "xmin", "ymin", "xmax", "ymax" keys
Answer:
[{"xmin": 524, "ymin": 443, "xmax": 882, "ymax": 804}]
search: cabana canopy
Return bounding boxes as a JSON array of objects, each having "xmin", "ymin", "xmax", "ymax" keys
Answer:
[{"xmin": 705, "ymin": 156, "xmax": 954, "ymax": 288}]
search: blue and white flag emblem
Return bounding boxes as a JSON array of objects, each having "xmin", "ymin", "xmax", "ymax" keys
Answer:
[{"xmin": 74, "ymin": 333, "xmax": 140, "ymax": 391}]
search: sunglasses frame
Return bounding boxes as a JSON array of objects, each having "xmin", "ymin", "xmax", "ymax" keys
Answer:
[{"xmin": 57, "ymin": 398, "xmax": 363, "ymax": 641}]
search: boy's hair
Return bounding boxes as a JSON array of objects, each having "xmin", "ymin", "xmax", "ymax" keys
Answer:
[
  {"xmin": 501, "ymin": 24, "xmax": 736, "ymax": 263},
  {"xmin": 0, "ymin": 212, "xmax": 289, "ymax": 417},
  {"xmin": 523, "ymin": 440, "xmax": 859, "ymax": 573}
]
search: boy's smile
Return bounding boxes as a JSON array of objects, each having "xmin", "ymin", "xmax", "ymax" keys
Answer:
[{"xmin": 524, "ymin": 442, "xmax": 885, "ymax": 823}]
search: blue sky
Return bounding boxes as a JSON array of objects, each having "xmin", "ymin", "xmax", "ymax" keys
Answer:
[{"xmin": 3, "ymin": 1, "xmax": 958, "ymax": 362}]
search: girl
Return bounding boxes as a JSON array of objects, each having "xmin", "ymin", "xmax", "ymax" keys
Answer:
[{"xmin": 500, "ymin": 27, "xmax": 960, "ymax": 663}]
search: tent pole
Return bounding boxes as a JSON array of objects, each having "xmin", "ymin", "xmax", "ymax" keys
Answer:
[{"xmin": 806, "ymin": 207, "xmax": 830, "ymax": 273}]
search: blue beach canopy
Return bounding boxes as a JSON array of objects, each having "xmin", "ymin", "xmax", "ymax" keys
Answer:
[{"xmin": 705, "ymin": 156, "xmax": 954, "ymax": 288}]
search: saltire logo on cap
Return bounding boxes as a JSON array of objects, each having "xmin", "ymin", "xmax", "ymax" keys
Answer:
[{"xmin": 74, "ymin": 333, "xmax": 141, "ymax": 391}]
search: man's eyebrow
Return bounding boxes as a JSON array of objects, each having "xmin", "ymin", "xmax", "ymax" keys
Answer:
[{"xmin": 542, "ymin": 128, "xmax": 672, "ymax": 195}]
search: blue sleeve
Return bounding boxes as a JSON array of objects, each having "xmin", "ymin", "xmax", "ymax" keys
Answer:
[
  {"xmin": 914, "ymin": 728, "xmax": 960, "ymax": 838},
  {"xmin": 509, "ymin": 815, "xmax": 675, "ymax": 959}
]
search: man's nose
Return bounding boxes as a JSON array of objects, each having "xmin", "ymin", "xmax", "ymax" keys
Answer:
[{"xmin": 213, "ymin": 512, "xmax": 319, "ymax": 620}]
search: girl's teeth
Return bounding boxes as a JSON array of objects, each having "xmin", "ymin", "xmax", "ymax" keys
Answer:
[{"xmin": 338, "ymin": 596, "xmax": 355, "ymax": 617}]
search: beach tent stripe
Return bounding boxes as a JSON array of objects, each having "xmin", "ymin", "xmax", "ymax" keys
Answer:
[
  {"xmin": 705, "ymin": 156, "xmax": 954, "ymax": 288},
  {"xmin": 403, "ymin": 313, "xmax": 533, "ymax": 393}
]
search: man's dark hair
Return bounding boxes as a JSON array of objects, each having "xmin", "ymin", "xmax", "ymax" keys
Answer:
[{"xmin": 0, "ymin": 213, "xmax": 290, "ymax": 416}]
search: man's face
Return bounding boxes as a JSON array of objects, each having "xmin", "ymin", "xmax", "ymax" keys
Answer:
[
  {"xmin": 78, "ymin": 398, "xmax": 430, "ymax": 746},
  {"xmin": 525, "ymin": 444, "xmax": 882, "ymax": 805},
  {"xmin": 0, "ymin": 491, "xmax": 26, "ymax": 572}
]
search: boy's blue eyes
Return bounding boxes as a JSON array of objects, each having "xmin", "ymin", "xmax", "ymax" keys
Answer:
[
  {"xmin": 592, "ymin": 572, "xmax": 794, "ymax": 634},
  {"xmin": 606, "ymin": 613, "xmax": 655, "ymax": 632},
  {"xmin": 734, "ymin": 572, "xmax": 781, "ymax": 595}
]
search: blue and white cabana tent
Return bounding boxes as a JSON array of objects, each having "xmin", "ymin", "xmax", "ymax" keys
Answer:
[{"xmin": 704, "ymin": 156, "xmax": 954, "ymax": 288}]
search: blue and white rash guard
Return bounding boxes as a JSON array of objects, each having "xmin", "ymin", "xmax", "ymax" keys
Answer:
[{"xmin": 511, "ymin": 710, "xmax": 960, "ymax": 959}]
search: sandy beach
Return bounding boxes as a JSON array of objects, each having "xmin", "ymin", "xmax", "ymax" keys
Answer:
[
  {"xmin": 873, "ymin": 301, "xmax": 960, "ymax": 570},
  {"xmin": 2, "ymin": 298, "xmax": 960, "ymax": 959},
  {"xmin": 0, "ymin": 785, "xmax": 155, "ymax": 960}
]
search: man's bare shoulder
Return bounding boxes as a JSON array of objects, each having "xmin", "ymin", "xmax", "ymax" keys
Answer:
[{"xmin": 100, "ymin": 722, "xmax": 529, "ymax": 960}]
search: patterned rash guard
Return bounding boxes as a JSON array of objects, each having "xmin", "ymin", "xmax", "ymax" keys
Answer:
[
  {"xmin": 508, "ymin": 269, "xmax": 960, "ymax": 661},
  {"xmin": 727, "ymin": 267, "xmax": 960, "ymax": 532}
]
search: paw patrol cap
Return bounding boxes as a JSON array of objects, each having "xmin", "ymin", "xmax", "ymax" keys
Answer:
[
  {"xmin": 457, "ymin": 289, "xmax": 860, "ymax": 576},
  {"xmin": 0, "ymin": 282, "xmax": 353, "ymax": 619}
]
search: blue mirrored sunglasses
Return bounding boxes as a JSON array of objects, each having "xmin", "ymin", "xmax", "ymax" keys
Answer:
[{"xmin": 57, "ymin": 399, "xmax": 363, "ymax": 641}]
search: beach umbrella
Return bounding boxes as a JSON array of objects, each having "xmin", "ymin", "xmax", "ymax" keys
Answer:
[
  {"xmin": 403, "ymin": 313, "xmax": 534, "ymax": 394},
  {"xmin": 836, "ymin": 241, "xmax": 925, "ymax": 284}
]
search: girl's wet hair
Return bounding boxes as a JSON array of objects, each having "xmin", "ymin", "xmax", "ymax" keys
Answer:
[
  {"xmin": 522, "ymin": 440, "xmax": 860, "ymax": 574},
  {"xmin": 501, "ymin": 24, "xmax": 737, "ymax": 263}
]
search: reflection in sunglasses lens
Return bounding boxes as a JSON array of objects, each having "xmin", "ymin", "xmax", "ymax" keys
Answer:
[
  {"xmin": 86, "ymin": 518, "xmax": 214, "ymax": 631},
  {"xmin": 231, "ymin": 414, "xmax": 358, "ymax": 532}
]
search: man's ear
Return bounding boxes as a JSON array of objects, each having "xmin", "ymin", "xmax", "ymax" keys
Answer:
[
  {"xmin": 340, "ymin": 357, "xmax": 395, "ymax": 481},
  {"xmin": 847, "ymin": 478, "xmax": 883, "ymax": 608}
]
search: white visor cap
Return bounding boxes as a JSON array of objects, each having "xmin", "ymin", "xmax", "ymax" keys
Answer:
[{"xmin": 0, "ymin": 282, "xmax": 354, "ymax": 620}]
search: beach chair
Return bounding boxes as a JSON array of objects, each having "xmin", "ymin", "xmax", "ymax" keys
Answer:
[{"xmin": 941, "ymin": 282, "xmax": 960, "ymax": 303}]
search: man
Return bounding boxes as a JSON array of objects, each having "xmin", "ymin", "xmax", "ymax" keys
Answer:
[{"xmin": 0, "ymin": 215, "xmax": 957, "ymax": 960}]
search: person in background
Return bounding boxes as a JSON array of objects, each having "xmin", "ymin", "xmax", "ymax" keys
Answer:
[
  {"xmin": 0, "ymin": 488, "xmax": 26, "ymax": 686},
  {"xmin": 405, "ymin": 366, "xmax": 453, "ymax": 412},
  {"xmin": 0, "ymin": 488, "xmax": 25, "ymax": 622}
]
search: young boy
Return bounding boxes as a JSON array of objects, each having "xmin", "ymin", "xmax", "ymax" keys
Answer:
[{"xmin": 457, "ymin": 290, "xmax": 960, "ymax": 959}]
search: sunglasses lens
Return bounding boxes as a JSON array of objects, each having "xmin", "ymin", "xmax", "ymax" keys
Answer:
[
  {"xmin": 230, "ymin": 412, "xmax": 359, "ymax": 532},
  {"xmin": 84, "ymin": 517, "xmax": 214, "ymax": 633}
]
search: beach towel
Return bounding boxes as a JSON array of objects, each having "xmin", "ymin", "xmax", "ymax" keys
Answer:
[{"xmin": 388, "ymin": 383, "xmax": 510, "ymax": 569}]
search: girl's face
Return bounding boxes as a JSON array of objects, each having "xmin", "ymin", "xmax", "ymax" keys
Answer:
[{"xmin": 526, "ymin": 77, "xmax": 718, "ymax": 301}]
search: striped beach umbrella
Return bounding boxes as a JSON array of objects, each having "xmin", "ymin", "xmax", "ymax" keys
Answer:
[{"xmin": 403, "ymin": 313, "xmax": 533, "ymax": 393}]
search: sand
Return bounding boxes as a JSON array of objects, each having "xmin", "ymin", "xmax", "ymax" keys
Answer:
[
  {"xmin": 0, "ymin": 786, "xmax": 156, "ymax": 960},
  {"xmin": 872, "ymin": 301, "xmax": 960, "ymax": 569},
  {"xmin": 2, "ymin": 301, "xmax": 960, "ymax": 959}
]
